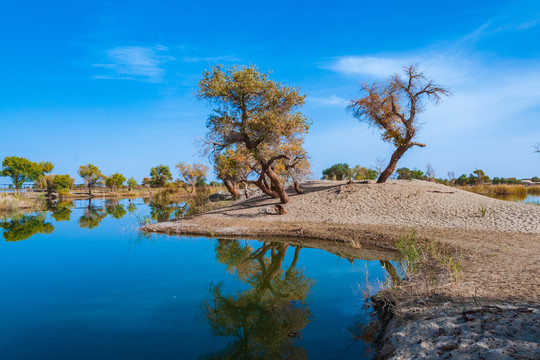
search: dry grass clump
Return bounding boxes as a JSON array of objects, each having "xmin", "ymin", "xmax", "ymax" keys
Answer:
[
  {"xmin": 528, "ymin": 186, "xmax": 540, "ymax": 195},
  {"xmin": 458, "ymin": 184, "xmax": 527, "ymax": 196},
  {"xmin": 395, "ymin": 230, "xmax": 463, "ymax": 283},
  {"xmin": 0, "ymin": 194, "xmax": 45, "ymax": 212}
]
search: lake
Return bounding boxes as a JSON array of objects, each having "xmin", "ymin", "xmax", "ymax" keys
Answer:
[
  {"xmin": 0, "ymin": 198, "xmax": 401, "ymax": 359},
  {"xmin": 487, "ymin": 193, "xmax": 540, "ymax": 204}
]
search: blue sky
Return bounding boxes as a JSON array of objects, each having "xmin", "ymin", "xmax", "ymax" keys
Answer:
[{"xmin": 1, "ymin": 0, "xmax": 539, "ymax": 183}]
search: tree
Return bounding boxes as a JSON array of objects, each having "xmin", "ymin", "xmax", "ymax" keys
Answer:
[
  {"xmin": 281, "ymin": 150, "xmax": 311, "ymax": 194},
  {"xmin": 78, "ymin": 164, "xmax": 103, "ymax": 197},
  {"xmin": 425, "ymin": 164, "xmax": 435, "ymax": 181},
  {"xmin": 348, "ymin": 65, "xmax": 450, "ymax": 183},
  {"xmin": 39, "ymin": 174, "xmax": 74, "ymax": 198},
  {"xmin": 456, "ymin": 174, "xmax": 468, "ymax": 186},
  {"xmin": 214, "ymin": 149, "xmax": 246, "ymax": 199},
  {"xmin": 127, "ymin": 177, "xmax": 137, "ymax": 190},
  {"xmin": 322, "ymin": 163, "xmax": 351, "ymax": 180},
  {"xmin": 1, "ymin": 156, "xmax": 53, "ymax": 192},
  {"xmin": 396, "ymin": 167, "xmax": 427, "ymax": 180},
  {"xmin": 535, "ymin": 144, "xmax": 540, "ymax": 155},
  {"xmin": 472, "ymin": 169, "xmax": 489, "ymax": 185},
  {"xmin": 352, "ymin": 165, "xmax": 378, "ymax": 180},
  {"xmin": 149, "ymin": 165, "xmax": 172, "ymax": 188},
  {"xmin": 374, "ymin": 156, "xmax": 386, "ymax": 175},
  {"xmin": 197, "ymin": 65, "xmax": 311, "ymax": 204},
  {"xmin": 176, "ymin": 162, "xmax": 209, "ymax": 194},
  {"xmin": 105, "ymin": 172, "xmax": 126, "ymax": 192}
]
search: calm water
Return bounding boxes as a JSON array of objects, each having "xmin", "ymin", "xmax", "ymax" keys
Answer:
[
  {"xmin": 488, "ymin": 193, "xmax": 540, "ymax": 204},
  {"xmin": 0, "ymin": 198, "xmax": 400, "ymax": 360}
]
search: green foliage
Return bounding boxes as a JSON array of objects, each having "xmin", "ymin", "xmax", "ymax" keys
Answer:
[
  {"xmin": 492, "ymin": 177, "xmax": 521, "ymax": 185},
  {"xmin": 456, "ymin": 174, "xmax": 469, "ymax": 186},
  {"xmin": 322, "ymin": 163, "xmax": 351, "ymax": 180},
  {"xmin": 106, "ymin": 204, "xmax": 127, "ymax": 219},
  {"xmin": 105, "ymin": 172, "xmax": 126, "ymax": 191},
  {"xmin": 127, "ymin": 177, "xmax": 137, "ymax": 188},
  {"xmin": 1, "ymin": 156, "xmax": 53, "ymax": 189},
  {"xmin": 352, "ymin": 165, "xmax": 378, "ymax": 180},
  {"xmin": 472, "ymin": 169, "xmax": 490, "ymax": 184},
  {"xmin": 0, "ymin": 214, "xmax": 54, "ymax": 241},
  {"xmin": 127, "ymin": 203, "xmax": 137, "ymax": 214},
  {"xmin": 455, "ymin": 169, "xmax": 490, "ymax": 186},
  {"xmin": 479, "ymin": 206, "xmax": 487, "ymax": 217},
  {"xmin": 396, "ymin": 167, "xmax": 427, "ymax": 180},
  {"xmin": 531, "ymin": 176, "xmax": 540, "ymax": 182},
  {"xmin": 78, "ymin": 201, "xmax": 107, "ymax": 229},
  {"xmin": 141, "ymin": 177, "xmax": 151, "ymax": 187},
  {"xmin": 78, "ymin": 164, "xmax": 103, "ymax": 189},
  {"xmin": 202, "ymin": 240, "xmax": 312, "ymax": 359},
  {"xmin": 396, "ymin": 230, "xmax": 463, "ymax": 282},
  {"xmin": 50, "ymin": 201, "xmax": 74, "ymax": 221},
  {"xmin": 322, "ymin": 163, "xmax": 378, "ymax": 180},
  {"xmin": 149, "ymin": 165, "xmax": 172, "ymax": 188}
]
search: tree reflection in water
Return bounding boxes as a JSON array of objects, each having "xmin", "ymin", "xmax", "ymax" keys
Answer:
[
  {"xmin": 105, "ymin": 200, "xmax": 127, "ymax": 219},
  {"xmin": 148, "ymin": 200, "xmax": 186, "ymax": 222},
  {"xmin": 202, "ymin": 239, "xmax": 313, "ymax": 359},
  {"xmin": 49, "ymin": 201, "xmax": 74, "ymax": 222},
  {"xmin": 0, "ymin": 214, "xmax": 54, "ymax": 241},
  {"xmin": 78, "ymin": 199, "xmax": 107, "ymax": 229},
  {"xmin": 126, "ymin": 202, "xmax": 137, "ymax": 214}
]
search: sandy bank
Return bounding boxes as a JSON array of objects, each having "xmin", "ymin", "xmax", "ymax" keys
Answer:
[{"xmin": 142, "ymin": 180, "xmax": 540, "ymax": 358}]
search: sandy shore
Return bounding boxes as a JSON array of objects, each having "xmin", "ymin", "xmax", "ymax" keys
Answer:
[{"xmin": 143, "ymin": 180, "xmax": 540, "ymax": 358}]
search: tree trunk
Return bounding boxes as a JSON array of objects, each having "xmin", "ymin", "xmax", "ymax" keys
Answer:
[
  {"xmin": 243, "ymin": 182, "xmax": 250, "ymax": 199},
  {"xmin": 88, "ymin": 186, "xmax": 92, "ymax": 197},
  {"xmin": 265, "ymin": 167, "xmax": 289, "ymax": 204},
  {"xmin": 293, "ymin": 181, "xmax": 303, "ymax": 194},
  {"xmin": 377, "ymin": 145, "xmax": 408, "ymax": 183},
  {"xmin": 223, "ymin": 179, "xmax": 240, "ymax": 199}
]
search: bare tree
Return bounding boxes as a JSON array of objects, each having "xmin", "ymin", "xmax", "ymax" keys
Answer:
[
  {"xmin": 425, "ymin": 164, "xmax": 435, "ymax": 181},
  {"xmin": 535, "ymin": 143, "xmax": 540, "ymax": 155},
  {"xmin": 348, "ymin": 65, "xmax": 450, "ymax": 183},
  {"xmin": 374, "ymin": 156, "xmax": 386, "ymax": 175}
]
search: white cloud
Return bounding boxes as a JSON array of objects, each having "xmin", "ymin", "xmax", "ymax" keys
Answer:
[
  {"xmin": 182, "ymin": 55, "xmax": 239, "ymax": 63},
  {"xmin": 321, "ymin": 22, "xmax": 540, "ymax": 177},
  {"xmin": 308, "ymin": 94, "xmax": 348, "ymax": 107},
  {"xmin": 327, "ymin": 56, "xmax": 404, "ymax": 78},
  {"xmin": 93, "ymin": 45, "xmax": 172, "ymax": 83}
]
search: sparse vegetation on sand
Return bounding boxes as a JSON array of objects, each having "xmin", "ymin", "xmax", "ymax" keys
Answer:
[
  {"xmin": 0, "ymin": 194, "xmax": 46, "ymax": 213},
  {"xmin": 457, "ymin": 184, "xmax": 535, "ymax": 196}
]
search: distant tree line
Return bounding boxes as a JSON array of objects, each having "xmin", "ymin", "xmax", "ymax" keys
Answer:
[
  {"xmin": 3, "ymin": 64, "xmax": 538, "ymax": 205},
  {"xmin": 0, "ymin": 156, "xmax": 216, "ymax": 198}
]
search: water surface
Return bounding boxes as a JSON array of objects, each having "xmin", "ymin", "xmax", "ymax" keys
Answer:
[{"xmin": 0, "ymin": 198, "xmax": 400, "ymax": 359}]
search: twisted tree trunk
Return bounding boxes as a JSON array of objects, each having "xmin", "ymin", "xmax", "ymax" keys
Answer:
[{"xmin": 223, "ymin": 179, "xmax": 240, "ymax": 199}]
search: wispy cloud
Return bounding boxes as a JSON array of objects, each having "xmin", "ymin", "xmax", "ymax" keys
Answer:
[
  {"xmin": 182, "ymin": 55, "xmax": 239, "ymax": 63},
  {"xmin": 308, "ymin": 94, "xmax": 348, "ymax": 107},
  {"xmin": 321, "ymin": 17, "xmax": 540, "ymax": 176},
  {"xmin": 93, "ymin": 45, "xmax": 173, "ymax": 82}
]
